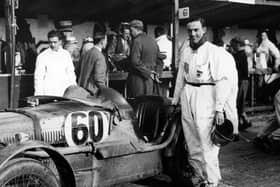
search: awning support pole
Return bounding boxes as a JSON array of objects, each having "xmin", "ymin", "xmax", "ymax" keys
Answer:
[
  {"xmin": 172, "ymin": 0, "xmax": 179, "ymax": 70},
  {"xmin": 5, "ymin": 0, "xmax": 16, "ymax": 108}
]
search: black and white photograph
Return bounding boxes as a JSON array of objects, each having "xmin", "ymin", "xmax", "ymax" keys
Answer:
[{"xmin": 0, "ymin": 0, "xmax": 279, "ymax": 186}]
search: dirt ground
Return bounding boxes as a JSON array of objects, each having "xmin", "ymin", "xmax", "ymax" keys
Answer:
[{"xmin": 219, "ymin": 112, "xmax": 280, "ymax": 187}]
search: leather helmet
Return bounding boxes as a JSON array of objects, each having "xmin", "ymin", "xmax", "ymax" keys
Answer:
[{"xmin": 211, "ymin": 119, "xmax": 234, "ymax": 146}]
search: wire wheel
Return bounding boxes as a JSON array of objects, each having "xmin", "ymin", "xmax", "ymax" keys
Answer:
[
  {"xmin": 0, "ymin": 158, "xmax": 60, "ymax": 187},
  {"xmin": 4, "ymin": 174, "xmax": 48, "ymax": 186}
]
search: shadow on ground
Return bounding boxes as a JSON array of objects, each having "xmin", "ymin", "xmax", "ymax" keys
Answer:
[{"xmin": 220, "ymin": 112, "xmax": 280, "ymax": 187}]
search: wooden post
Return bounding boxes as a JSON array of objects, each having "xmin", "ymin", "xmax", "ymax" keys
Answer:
[
  {"xmin": 5, "ymin": 0, "xmax": 16, "ymax": 108},
  {"xmin": 169, "ymin": 0, "xmax": 179, "ymax": 97},
  {"xmin": 5, "ymin": 0, "xmax": 11, "ymax": 72},
  {"xmin": 172, "ymin": 0, "xmax": 179, "ymax": 70}
]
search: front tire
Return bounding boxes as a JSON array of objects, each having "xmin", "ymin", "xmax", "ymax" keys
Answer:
[{"xmin": 0, "ymin": 158, "xmax": 60, "ymax": 187}]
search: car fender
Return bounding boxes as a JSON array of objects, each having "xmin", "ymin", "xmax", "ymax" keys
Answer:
[
  {"xmin": 0, "ymin": 140, "xmax": 76, "ymax": 187},
  {"xmin": 164, "ymin": 110, "xmax": 183, "ymax": 157}
]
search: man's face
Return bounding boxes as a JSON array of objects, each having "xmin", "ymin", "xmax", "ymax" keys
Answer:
[
  {"xmin": 122, "ymin": 29, "xmax": 130, "ymax": 40},
  {"xmin": 187, "ymin": 20, "xmax": 206, "ymax": 44},
  {"xmin": 48, "ymin": 36, "xmax": 61, "ymax": 51}
]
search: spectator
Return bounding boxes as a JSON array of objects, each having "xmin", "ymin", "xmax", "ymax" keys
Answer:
[
  {"xmin": 64, "ymin": 36, "xmax": 80, "ymax": 76},
  {"xmin": 172, "ymin": 17, "xmax": 238, "ymax": 187},
  {"xmin": 34, "ymin": 30, "xmax": 77, "ymax": 96},
  {"xmin": 256, "ymin": 29, "xmax": 280, "ymax": 103},
  {"xmin": 255, "ymin": 29, "xmax": 280, "ymax": 70},
  {"xmin": 127, "ymin": 19, "xmax": 163, "ymax": 98},
  {"xmin": 244, "ymin": 39, "xmax": 254, "ymax": 72},
  {"xmin": 154, "ymin": 26, "xmax": 172, "ymax": 70},
  {"xmin": 78, "ymin": 32, "xmax": 108, "ymax": 95},
  {"xmin": 230, "ymin": 37, "xmax": 252, "ymax": 131},
  {"xmin": 107, "ymin": 26, "xmax": 131, "ymax": 71}
]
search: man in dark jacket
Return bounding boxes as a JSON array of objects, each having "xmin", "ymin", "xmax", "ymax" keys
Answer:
[
  {"xmin": 230, "ymin": 37, "xmax": 252, "ymax": 131},
  {"xmin": 107, "ymin": 27, "xmax": 131, "ymax": 71},
  {"xmin": 78, "ymin": 32, "xmax": 108, "ymax": 95},
  {"xmin": 127, "ymin": 19, "xmax": 163, "ymax": 98}
]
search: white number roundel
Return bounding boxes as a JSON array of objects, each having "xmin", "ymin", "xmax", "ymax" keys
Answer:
[{"xmin": 64, "ymin": 111, "xmax": 110, "ymax": 146}]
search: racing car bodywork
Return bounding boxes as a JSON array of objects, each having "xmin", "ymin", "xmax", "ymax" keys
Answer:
[{"xmin": 0, "ymin": 87, "xmax": 191, "ymax": 187}]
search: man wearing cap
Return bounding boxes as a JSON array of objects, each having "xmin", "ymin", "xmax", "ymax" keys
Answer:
[
  {"xmin": 34, "ymin": 30, "xmax": 77, "ymax": 96},
  {"xmin": 172, "ymin": 17, "xmax": 238, "ymax": 187},
  {"xmin": 78, "ymin": 31, "xmax": 108, "ymax": 95},
  {"xmin": 127, "ymin": 19, "xmax": 163, "ymax": 97}
]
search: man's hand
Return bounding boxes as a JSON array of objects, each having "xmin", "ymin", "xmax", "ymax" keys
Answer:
[
  {"xmin": 215, "ymin": 111, "xmax": 224, "ymax": 125},
  {"xmin": 150, "ymin": 71, "xmax": 162, "ymax": 83}
]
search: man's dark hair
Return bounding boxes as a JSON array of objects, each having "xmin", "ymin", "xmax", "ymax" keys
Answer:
[
  {"xmin": 186, "ymin": 17, "xmax": 206, "ymax": 27},
  {"xmin": 47, "ymin": 30, "xmax": 63, "ymax": 40},
  {"xmin": 154, "ymin": 26, "xmax": 165, "ymax": 38}
]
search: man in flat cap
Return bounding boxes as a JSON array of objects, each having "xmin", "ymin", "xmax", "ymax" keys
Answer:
[
  {"xmin": 127, "ymin": 19, "xmax": 163, "ymax": 97},
  {"xmin": 78, "ymin": 31, "xmax": 108, "ymax": 95}
]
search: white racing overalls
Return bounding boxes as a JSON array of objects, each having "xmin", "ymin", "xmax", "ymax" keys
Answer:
[{"xmin": 173, "ymin": 41, "xmax": 238, "ymax": 186}]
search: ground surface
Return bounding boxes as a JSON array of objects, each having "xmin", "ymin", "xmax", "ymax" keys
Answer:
[
  {"xmin": 219, "ymin": 112, "xmax": 280, "ymax": 187},
  {"xmin": 116, "ymin": 111, "xmax": 280, "ymax": 187}
]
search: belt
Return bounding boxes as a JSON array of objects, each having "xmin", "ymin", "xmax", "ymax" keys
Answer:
[{"xmin": 185, "ymin": 81, "xmax": 215, "ymax": 87}]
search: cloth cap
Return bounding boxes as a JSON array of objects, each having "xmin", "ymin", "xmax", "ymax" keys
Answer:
[{"xmin": 129, "ymin": 19, "xmax": 144, "ymax": 29}]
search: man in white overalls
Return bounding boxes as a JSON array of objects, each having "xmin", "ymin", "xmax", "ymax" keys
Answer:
[{"xmin": 172, "ymin": 17, "xmax": 238, "ymax": 187}]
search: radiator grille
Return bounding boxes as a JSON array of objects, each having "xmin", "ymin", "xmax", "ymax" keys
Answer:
[{"xmin": 42, "ymin": 130, "xmax": 65, "ymax": 144}]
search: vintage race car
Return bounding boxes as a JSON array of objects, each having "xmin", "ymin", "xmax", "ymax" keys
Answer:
[{"xmin": 0, "ymin": 87, "xmax": 191, "ymax": 187}]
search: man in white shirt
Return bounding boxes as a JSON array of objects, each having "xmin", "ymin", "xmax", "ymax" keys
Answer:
[
  {"xmin": 34, "ymin": 30, "xmax": 77, "ymax": 96},
  {"xmin": 172, "ymin": 17, "xmax": 238, "ymax": 187},
  {"xmin": 256, "ymin": 29, "xmax": 280, "ymax": 103},
  {"xmin": 154, "ymin": 26, "xmax": 172, "ymax": 70}
]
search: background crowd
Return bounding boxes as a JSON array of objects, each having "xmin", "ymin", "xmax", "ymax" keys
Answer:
[{"xmin": 3, "ymin": 18, "xmax": 280, "ymax": 117}]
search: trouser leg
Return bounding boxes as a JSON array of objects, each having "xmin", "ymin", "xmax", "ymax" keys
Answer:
[
  {"xmin": 180, "ymin": 86, "xmax": 221, "ymax": 186},
  {"xmin": 197, "ymin": 118, "xmax": 221, "ymax": 185},
  {"xmin": 181, "ymin": 88, "xmax": 206, "ymax": 182}
]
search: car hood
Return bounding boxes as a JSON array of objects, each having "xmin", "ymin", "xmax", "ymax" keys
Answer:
[{"xmin": 0, "ymin": 100, "xmax": 100, "ymax": 145}]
